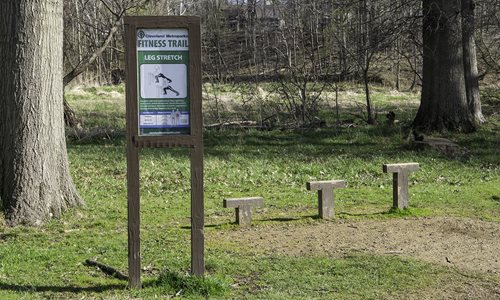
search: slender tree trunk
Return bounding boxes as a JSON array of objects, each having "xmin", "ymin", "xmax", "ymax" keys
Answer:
[
  {"xmin": 462, "ymin": 0, "xmax": 484, "ymax": 124},
  {"xmin": 363, "ymin": 68, "xmax": 375, "ymax": 124},
  {"xmin": 0, "ymin": 0, "xmax": 83, "ymax": 226},
  {"xmin": 76, "ymin": 0, "xmax": 82, "ymax": 63},
  {"xmin": 338, "ymin": 16, "xmax": 348, "ymax": 77},
  {"xmin": 414, "ymin": 0, "xmax": 475, "ymax": 132},
  {"xmin": 360, "ymin": 0, "xmax": 375, "ymax": 124},
  {"xmin": 247, "ymin": 0, "xmax": 258, "ymax": 73},
  {"xmin": 395, "ymin": 37, "xmax": 401, "ymax": 91},
  {"xmin": 409, "ymin": 44, "xmax": 418, "ymax": 91},
  {"xmin": 335, "ymin": 80, "xmax": 340, "ymax": 124}
]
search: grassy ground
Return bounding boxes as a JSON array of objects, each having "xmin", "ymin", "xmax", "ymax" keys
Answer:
[{"xmin": 0, "ymin": 83, "xmax": 499, "ymax": 299}]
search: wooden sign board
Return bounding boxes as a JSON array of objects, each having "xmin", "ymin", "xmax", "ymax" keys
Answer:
[{"xmin": 124, "ymin": 16, "xmax": 204, "ymax": 289}]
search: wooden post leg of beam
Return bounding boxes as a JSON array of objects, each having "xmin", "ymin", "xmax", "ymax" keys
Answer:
[
  {"xmin": 236, "ymin": 206, "xmax": 252, "ymax": 226},
  {"xmin": 397, "ymin": 172, "xmax": 409, "ymax": 209},
  {"xmin": 127, "ymin": 144, "xmax": 141, "ymax": 289},
  {"xmin": 318, "ymin": 189, "xmax": 334, "ymax": 219},
  {"xmin": 191, "ymin": 146, "xmax": 204, "ymax": 276}
]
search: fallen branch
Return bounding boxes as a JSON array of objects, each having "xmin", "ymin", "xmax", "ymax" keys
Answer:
[
  {"xmin": 205, "ymin": 120, "xmax": 259, "ymax": 129},
  {"xmin": 204, "ymin": 118, "xmax": 326, "ymax": 131},
  {"xmin": 84, "ymin": 259, "xmax": 129, "ymax": 281}
]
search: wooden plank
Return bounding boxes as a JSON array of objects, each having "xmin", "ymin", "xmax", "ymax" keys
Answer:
[
  {"xmin": 383, "ymin": 163, "xmax": 419, "ymax": 173},
  {"xmin": 223, "ymin": 197, "xmax": 264, "ymax": 208},
  {"xmin": 134, "ymin": 136, "xmax": 196, "ymax": 148},
  {"xmin": 383, "ymin": 163, "xmax": 418, "ymax": 209},
  {"xmin": 189, "ymin": 17, "xmax": 203, "ymax": 141},
  {"xmin": 124, "ymin": 15, "xmax": 200, "ymax": 28},
  {"xmin": 126, "ymin": 145, "xmax": 141, "ymax": 289},
  {"xmin": 391, "ymin": 172, "xmax": 410, "ymax": 209},
  {"xmin": 124, "ymin": 20, "xmax": 141, "ymax": 289},
  {"xmin": 191, "ymin": 145, "xmax": 204, "ymax": 276},
  {"xmin": 318, "ymin": 189, "xmax": 335, "ymax": 219},
  {"xmin": 236, "ymin": 206, "xmax": 253, "ymax": 226},
  {"xmin": 306, "ymin": 180, "xmax": 346, "ymax": 220},
  {"xmin": 306, "ymin": 180, "xmax": 346, "ymax": 190},
  {"xmin": 189, "ymin": 17, "xmax": 204, "ymax": 277},
  {"xmin": 222, "ymin": 197, "xmax": 264, "ymax": 226}
]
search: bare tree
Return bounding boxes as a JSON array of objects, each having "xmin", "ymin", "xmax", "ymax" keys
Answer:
[
  {"xmin": 62, "ymin": 0, "xmax": 148, "ymax": 126},
  {"xmin": 475, "ymin": 0, "xmax": 500, "ymax": 77},
  {"xmin": 271, "ymin": 0, "xmax": 331, "ymax": 126},
  {"xmin": 63, "ymin": 0, "xmax": 148, "ymax": 86},
  {"xmin": 329, "ymin": 0, "xmax": 406, "ymax": 124}
]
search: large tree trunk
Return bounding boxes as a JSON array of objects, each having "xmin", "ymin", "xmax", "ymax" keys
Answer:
[
  {"xmin": 0, "ymin": 0, "xmax": 83, "ymax": 226},
  {"xmin": 413, "ymin": 0, "xmax": 475, "ymax": 132},
  {"xmin": 462, "ymin": 0, "xmax": 485, "ymax": 124}
]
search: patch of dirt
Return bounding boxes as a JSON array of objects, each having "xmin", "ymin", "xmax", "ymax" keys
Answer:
[
  {"xmin": 213, "ymin": 217, "xmax": 500, "ymax": 274},
  {"xmin": 211, "ymin": 217, "xmax": 500, "ymax": 298}
]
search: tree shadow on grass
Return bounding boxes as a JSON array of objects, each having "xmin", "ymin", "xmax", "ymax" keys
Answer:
[
  {"xmin": 259, "ymin": 217, "xmax": 302, "ymax": 222},
  {"xmin": 337, "ymin": 211, "xmax": 389, "ymax": 218},
  {"xmin": 337, "ymin": 207, "xmax": 417, "ymax": 218},
  {"xmin": 181, "ymin": 215, "xmax": 320, "ymax": 230},
  {"xmin": 180, "ymin": 223, "xmax": 225, "ymax": 230},
  {"xmin": 259, "ymin": 215, "xmax": 319, "ymax": 222},
  {"xmin": 0, "ymin": 233, "xmax": 17, "ymax": 241},
  {"xmin": 200, "ymin": 126, "xmax": 416, "ymax": 163},
  {"xmin": 0, "ymin": 283, "xmax": 125, "ymax": 293}
]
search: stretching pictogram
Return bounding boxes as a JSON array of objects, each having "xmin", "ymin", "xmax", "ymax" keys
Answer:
[{"xmin": 154, "ymin": 67, "xmax": 180, "ymax": 96}]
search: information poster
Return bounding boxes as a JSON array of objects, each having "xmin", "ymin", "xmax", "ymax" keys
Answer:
[{"xmin": 136, "ymin": 28, "xmax": 189, "ymax": 135}]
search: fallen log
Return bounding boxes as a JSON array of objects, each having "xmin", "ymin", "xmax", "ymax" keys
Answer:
[
  {"xmin": 407, "ymin": 135, "xmax": 470, "ymax": 158},
  {"xmin": 84, "ymin": 259, "xmax": 129, "ymax": 281}
]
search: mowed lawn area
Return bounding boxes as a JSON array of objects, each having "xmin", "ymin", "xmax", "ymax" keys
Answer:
[{"xmin": 0, "ymin": 85, "xmax": 499, "ymax": 299}]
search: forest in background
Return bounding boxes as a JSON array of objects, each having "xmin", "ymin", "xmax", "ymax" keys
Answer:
[
  {"xmin": 63, "ymin": 0, "xmax": 499, "ymax": 128},
  {"xmin": 63, "ymin": 0, "xmax": 500, "ymax": 84}
]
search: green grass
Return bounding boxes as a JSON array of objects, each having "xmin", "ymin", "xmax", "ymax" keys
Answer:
[
  {"xmin": 221, "ymin": 254, "xmax": 449, "ymax": 299},
  {"xmin": 0, "ymin": 84, "xmax": 498, "ymax": 298},
  {"xmin": 65, "ymin": 84, "xmax": 126, "ymax": 130},
  {"xmin": 152, "ymin": 270, "xmax": 228, "ymax": 297}
]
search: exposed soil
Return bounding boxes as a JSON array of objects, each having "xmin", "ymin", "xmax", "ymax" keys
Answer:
[{"xmin": 210, "ymin": 217, "xmax": 500, "ymax": 298}]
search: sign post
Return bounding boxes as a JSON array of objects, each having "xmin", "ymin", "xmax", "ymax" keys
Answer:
[{"xmin": 124, "ymin": 16, "xmax": 204, "ymax": 288}]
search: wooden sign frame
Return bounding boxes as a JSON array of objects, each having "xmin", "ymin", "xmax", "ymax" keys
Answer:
[{"xmin": 124, "ymin": 16, "xmax": 204, "ymax": 289}]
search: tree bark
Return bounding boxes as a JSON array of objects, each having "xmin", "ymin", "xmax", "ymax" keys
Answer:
[
  {"xmin": 462, "ymin": 0, "xmax": 485, "ymax": 124},
  {"xmin": 0, "ymin": 0, "xmax": 83, "ymax": 226},
  {"xmin": 414, "ymin": 0, "xmax": 475, "ymax": 132}
]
